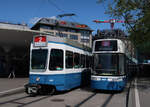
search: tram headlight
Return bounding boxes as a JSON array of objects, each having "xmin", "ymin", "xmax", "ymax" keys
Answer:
[
  {"xmin": 108, "ymin": 78, "xmax": 113, "ymax": 81},
  {"xmin": 91, "ymin": 76, "xmax": 101, "ymax": 81},
  {"xmin": 36, "ymin": 77, "xmax": 40, "ymax": 82},
  {"xmin": 116, "ymin": 78, "xmax": 123, "ymax": 82},
  {"xmin": 108, "ymin": 78, "xmax": 123, "ymax": 82},
  {"xmin": 113, "ymin": 78, "xmax": 123, "ymax": 82}
]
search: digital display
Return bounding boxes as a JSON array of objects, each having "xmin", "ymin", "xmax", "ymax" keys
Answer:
[
  {"xmin": 101, "ymin": 41, "xmax": 110, "ymax": 46},
  {"xmin": 95, "ymin": 40, "xmax": 117, "ymax": 51}
]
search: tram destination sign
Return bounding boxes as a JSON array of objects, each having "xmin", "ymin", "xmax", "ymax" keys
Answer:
[
  {"xmin": 95, "ymin": 40, "xmax": 117, "ymax": 51},
  {"xmin": 33, "ymin": 35, "xmax": 47, "ymax": 47}
]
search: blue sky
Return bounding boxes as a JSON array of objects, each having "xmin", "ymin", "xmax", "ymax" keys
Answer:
[{"xmin": 0, "ymin": 0, "xmax": 126, "ymax": 34}]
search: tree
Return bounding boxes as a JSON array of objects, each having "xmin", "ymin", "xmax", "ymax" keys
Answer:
[{"xmin": 97, "ymin": 0, "xmax": 150, "ymax": 53}]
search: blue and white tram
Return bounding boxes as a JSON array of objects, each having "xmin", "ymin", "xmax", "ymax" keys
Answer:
[
  {"xmin": 91, "ymin": 39, "xmax": 135, "ymax": 91},
  {"xmin": 25, "ymin": 35, "xmax": 92, "ymax": 96}
]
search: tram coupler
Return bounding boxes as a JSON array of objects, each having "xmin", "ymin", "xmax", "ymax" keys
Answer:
[{"xmin": 24, "ymin": 84, "xmax": 41, "ymax": 96}]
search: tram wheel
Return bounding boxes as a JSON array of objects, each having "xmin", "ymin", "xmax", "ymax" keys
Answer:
[
  {"xmin": 38, "ymin": 85, "xmax": 56, "ymax": 95},
  {"xmin": 48, "ymin": 86, "xmax": 56, "ymax": 95}
]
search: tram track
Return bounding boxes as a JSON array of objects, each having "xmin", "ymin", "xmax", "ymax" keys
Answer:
[
  {"xmin": 0, "ymin": 83, "xmax": 133, "ymax": 107},
  {"xmin": 73, "ymin": 80, "xmax": 133, "ymax": 107},
  {"xmin": 0, "ymin": 92, "xmax": 53, "ymax": 107},
  {"xmin": 126, "ymin": 78, "xmax": 134, "ymax": 107},
  {"xmin": 74, "ymin": 92, "xmax": 97, "ymax": 107},
  {"xmin": 0, "ymin": 87, "xmax": 25, "ymax": 98},
  {"xmin": 73, "ymin": 91, "xmax": 116, "ymax": 107}
]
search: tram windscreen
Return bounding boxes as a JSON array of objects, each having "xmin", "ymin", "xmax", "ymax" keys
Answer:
[
  {"xmin": 95, "ymin": 40, "xmax": 117, "ymax": 51},
  {"xmin": 31, "ymin": 49, "xmax": 48, "ymax": 69},
  {"xmin": 94, "ymin": 53, "xmax": 119, "ymax": 75}
]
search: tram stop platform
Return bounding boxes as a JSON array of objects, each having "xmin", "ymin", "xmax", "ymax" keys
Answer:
[{"xmin": 0, "ymin": 78, "xmax": 28, "ymax": 97}]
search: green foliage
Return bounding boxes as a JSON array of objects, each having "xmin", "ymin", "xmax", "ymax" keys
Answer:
[{"xmin": 97, "ymin": 0, "xmax": 150, "ymax": 53}]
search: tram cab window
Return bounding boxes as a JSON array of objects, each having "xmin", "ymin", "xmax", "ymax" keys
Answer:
[
  {"xmin": 31, "ymin": 49, "xmax": 48, "ymax": 69},
  {"xmin": 66, "ymin": 51, "xmax": 73, "ymax": 68},
  {"xmin": 94, "ymin": 54, "xmax": 118, "ymax": 75},
  {"xmin": 49, "ymin": 49, "xmax": 63, "ymax": 70},
  {"xmin": 119, "ymin": 54, "xmax": 125, "ymax": 75},
  {"xmin": 74, "ymin": 53, "xmax": 80, "ymax": 68}
]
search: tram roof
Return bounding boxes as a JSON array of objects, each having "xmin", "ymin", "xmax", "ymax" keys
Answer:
[
  {"xmin": 46, "ymin": 35, "xmax": 91, "ymax": 51},
  {"xmin": 94, "ymin": 38, "xmax": 122, "ymax": 41}
]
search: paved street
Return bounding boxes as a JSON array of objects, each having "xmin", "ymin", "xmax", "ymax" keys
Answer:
[
  {"xmin": 0, "ymin": 78, "xmax": 28, "ymax": 92},
  {"xmin": 138, "ymin": 78, "xmax": 150, "ymax": 107},
  {"xmin": 0, "ymin": 77, "xmax": 150, "ymax": 107},
  {"xmin": 0, "ymin": 86, "xmax": 128, "ymax": 107}
]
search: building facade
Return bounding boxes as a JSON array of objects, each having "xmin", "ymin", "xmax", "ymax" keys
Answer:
[{"xmin": 31, "ymin": 18, "xmax": 93, "ymax": 47}]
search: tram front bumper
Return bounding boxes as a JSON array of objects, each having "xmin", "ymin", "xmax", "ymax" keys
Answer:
[
  {"xmin": 91, "ymin": 80, "xmax": 125, "ymax": 91},
  {"xmin": 24, "ymin": 84, "xmax": 41, "ymax": 94}
]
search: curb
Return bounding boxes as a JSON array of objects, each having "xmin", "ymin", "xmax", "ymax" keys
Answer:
[{"xmin": 0, "ymin": 87, "xmax": 25, "ymax": 97}]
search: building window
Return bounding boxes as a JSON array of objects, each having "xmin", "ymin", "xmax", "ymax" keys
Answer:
[
  {"xmin": 68, "ymin": 29, "xmax": 77, "ymax": 33},
  {"xmin": 65, "ymin": 51, "xmax": 73, "ymax": 68},
  {"xmin": 79, "ymin": 30, "xmax": 90, "ymax": 34},
  {"xmin": 80, "ymin": 36, "xmax": 90, "ymax": 39},
  {"xmin": 70, "ymin": 34, "xmax": 78, "ymax": 40},
  {"xmin": 58, "ymin": 27, "xmax": 67, "ymax": 32},
  {"xmin": 49, "ymin": 49, "xmax": 63, "ymax": 70},
  {"xmin": 56, "ymin": 33, "xmax": 68, "ymax": 38},
  {"xmin": 81, "ymin": 39, "xmax": 89, "ymax": 43},
  {"xmin": 44, "ymin": 31, "xmax": 54, "ymax": 36},
  {"xmin": 40, "ymin": 25, "xmax": 53, "ymax": 30}
]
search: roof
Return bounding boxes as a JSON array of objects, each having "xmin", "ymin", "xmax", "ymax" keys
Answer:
[
  {"xmin": 31, "ymin": 18, "xmax": 93, "ymax": 31},
  {"xmin": 0, "ymin": 22, "xmax": 48, "ymax": 49}
]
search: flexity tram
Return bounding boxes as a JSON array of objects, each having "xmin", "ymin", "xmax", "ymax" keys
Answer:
[
  {"xmin": 25, "ymin": 35, "xmax": 92, "ymax": 96},
  {"xmin": 91, "ymin": 39, "xmax": 137, "ymax": 91}
]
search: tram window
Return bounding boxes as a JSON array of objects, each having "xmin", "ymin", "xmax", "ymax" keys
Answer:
[
  {"xmin": 81, "ymin": 54, "xmax": 85, "ymax": 68},
  {"xmin": 86, "ymin": 55, "xmax": 90, "ymax": 68},
  {"xmin": 74, "ymin": 53, "xmax": 80, "ymax": 68},
  {"xmin": 31, "ymin": 49, "xmax": 48, "ymax": 69},
  {"xmin": 49, "ymin": 49, "xmax": 63, "ymax": 70},
  {"xmin": 119, "ymin": 54, "xmax": 125, "ymax": 75},
  {"xmin": 90, "ymin": 56, "xmax": 94, "ymax": 68},
  {"xmin": 66, "ymin": 51, "xmax": 73, "ymax": 68}
]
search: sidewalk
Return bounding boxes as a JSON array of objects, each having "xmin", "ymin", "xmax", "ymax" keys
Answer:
[{"xmin": 0, "ymin": 78, "xmax": 29, "ymax": 96}]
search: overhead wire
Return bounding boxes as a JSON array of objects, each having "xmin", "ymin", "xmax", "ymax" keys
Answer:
[
  {"xmin": 47, "ymin": 0, "xmax": 77, "ymax": 22},
  {"xmin": 47, "ymin": 0, "xmax": 65, "ymax": 13},
  {"xmin": 29, "ymin": 0, "xmax": 45, "ymax": 26}
]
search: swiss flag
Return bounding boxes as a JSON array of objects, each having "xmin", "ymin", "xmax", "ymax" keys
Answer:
[{"xmin": 34, "ymin": 36, "xmax": 46, "ymax": 42}]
